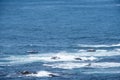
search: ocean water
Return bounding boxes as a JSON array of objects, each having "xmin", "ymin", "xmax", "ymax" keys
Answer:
[{"xmin": 0, "ymin": 0, "xmax": 120, "ymax": 80}]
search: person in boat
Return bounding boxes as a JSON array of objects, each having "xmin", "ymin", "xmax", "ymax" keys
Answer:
[{"xmin": 87, "ymin": 49, "xmax": 96, "ymax": 52}]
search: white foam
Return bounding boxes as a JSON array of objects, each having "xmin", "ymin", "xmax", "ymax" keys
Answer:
[
  {"xmin": 78, "ymin": 43, "xmax": 120, "ymax": 48},
  {"xmin": 80, "ymin": 56, "xmax": 97, "ymax": 61},
  {"xmin": 44, "ymin": 62, "xmax": 120, "ymax": 69},
  {"xmin": 84, "ymin": 71, "xmax": 120, "ymax": 74},
  {"xmin": 92, "ymin": 62, "xmax": 120, "ymax": 68},
  {"xmin": 2, "ymin": 52, "xmax": 99, "ymax": 65},
  {"xmin": 43, "ymin": 62, "xmax": 87, "ymax": 69},
  {"xmin": 115, "ymin": 48, "xmax": 120, "ymax": 51},
  {"xmin": 78, "ymin": 49, "xmax": 120, "ymax": 56},
  {"xmin": 26, "ymin": 71, "xmax": 59, "ymax": 77},
  {"xmin": 2, "ymin": 48, "xmax": 120, "ymax": 65}
]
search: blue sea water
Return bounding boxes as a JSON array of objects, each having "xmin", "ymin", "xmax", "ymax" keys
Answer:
[{"xmin": 0, "ymin": 0, "xmax": 120, "ymax": 80}]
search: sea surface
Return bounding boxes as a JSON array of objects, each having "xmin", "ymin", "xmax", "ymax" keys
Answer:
[{"xmin": 0, "ymin": 0, "xmax": 120, "ymax": 80}]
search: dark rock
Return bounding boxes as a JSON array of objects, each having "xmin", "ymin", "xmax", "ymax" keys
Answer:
[
  {"xmin": 51, "ymin": 56, "xmax": 60, "ymax": 60},
  {"xmin": 49, "ymin": 74, "xmax": 58, "ymax": 77},
  {"xmin": 87, "ymin": 49, "xmax": 96, "ymax": 52},
  {"xmin": 20, "ymin": 71, "xmax": 31, "ymax": 75},
  {"xmin": 74, "ymin": 58, "xmax": 82, "ymax": 60}
]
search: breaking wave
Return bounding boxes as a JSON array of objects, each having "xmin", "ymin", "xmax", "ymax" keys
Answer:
[
  {"xmin": 26, "ymin": 71, "xmax": 59, "ymax": 77},
  {"xmin": 1, "ymin": 48, "xmax": 120, "ymax": 65},
  {"xmin": 1, "ymin": 53, "xmax": 98, "ymax": 65},
  {"xmin": 84, "ymin": 70, "xmax": 120, "ymax": 74},
  {"xmin": 43, "ymin": 62, "xmax": 120, "ymax": 69},
  {"xmin": 78, "ymin": 43, "xmax": 120, "ymax": 48}
]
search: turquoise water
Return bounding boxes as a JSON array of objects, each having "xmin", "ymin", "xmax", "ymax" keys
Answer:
[{"xmin": 0, "ymin": 0, "xmax": 120, "ymax": 80}]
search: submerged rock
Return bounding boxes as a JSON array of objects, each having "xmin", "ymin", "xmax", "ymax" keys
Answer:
[
  {"xmin": 87, "ymin": 49, "xmax": 96, "ymax": 52},
  {"xmin": 26, "ymin": 50, "xmax": 39, "ymax": 54},
  {"xmin": 86, "ymin": 63, "xmax": 92, "ymax": 66},
  {"xmin": 51, "ymin": 56, "xmax": 60, "ymax": 60}
]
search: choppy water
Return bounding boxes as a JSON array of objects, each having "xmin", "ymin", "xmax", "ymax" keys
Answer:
[{"xmin": 0, "ymin": 0, "xmax": 120, "ymax": 80}]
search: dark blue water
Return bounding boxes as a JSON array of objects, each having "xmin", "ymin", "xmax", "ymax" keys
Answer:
[{"xmin": 0, "ymin": 0, "xmax": 120, "ymax": 80}]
